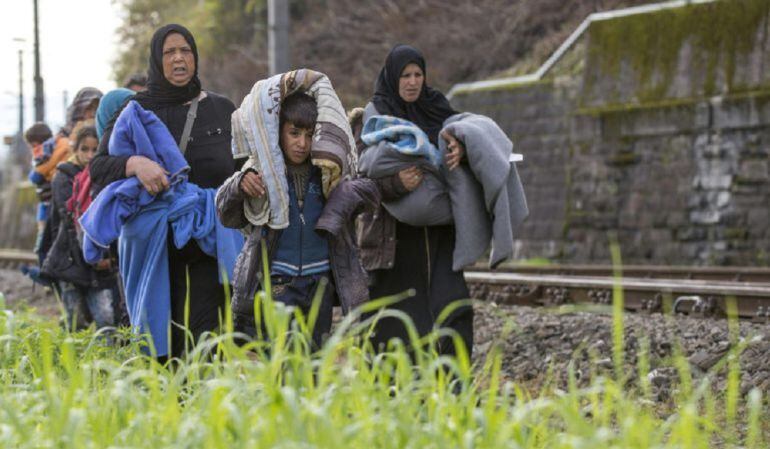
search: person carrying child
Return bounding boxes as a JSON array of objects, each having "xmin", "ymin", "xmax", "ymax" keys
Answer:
[
  {"xmin": 216, "ymin": 69, "xmax": 378, "ymax": 349},
  {"xmin": 23, "ymin": 122, "xmax": 54, "ymax": 258}
]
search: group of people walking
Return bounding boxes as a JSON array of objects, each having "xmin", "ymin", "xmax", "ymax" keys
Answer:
[
  {"xmin": 26, "ymin": 87, "xmax": 123, "ymax": 332},
  {"xmin": 25, "ymin": 23, "xmax": 527, "ymax": 361}
]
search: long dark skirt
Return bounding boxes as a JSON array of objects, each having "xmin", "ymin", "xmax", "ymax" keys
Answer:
[
  {"xmin": 167, "ymin": 239, "xmax": 226, "ymax": 357},
  {"xmin": 367, "ymin": 221, "xmax": 473, "ymax": 357}
]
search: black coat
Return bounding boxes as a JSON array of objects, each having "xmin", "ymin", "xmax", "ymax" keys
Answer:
[
  {"xmin": 41, "ymin": 162, "xmax": 116, "ymax": 288},
  {"xmin": 90, "ymin": 92, "xmax": 238, "ymax": 192}
]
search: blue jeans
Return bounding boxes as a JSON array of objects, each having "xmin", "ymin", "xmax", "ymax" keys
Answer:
[
  {"xmin": 235, "ymin": 273, "xmax": 335, "ymax": 349},
  {"xmin": 58, "ymin": 282, "xmax": 115, "ymax": 331}
]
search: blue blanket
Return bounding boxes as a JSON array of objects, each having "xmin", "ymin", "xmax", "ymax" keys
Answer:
[
  {"xmin": 80, "ymin": 100, "xmax": 243, "ymax": 356},
  {"xmin": 360, "ymin": 115, "xmax": 443, "ymax": 168},
  {"xmin": 358, "ymin": 114, "xmax": 452, "ymax": 227}
]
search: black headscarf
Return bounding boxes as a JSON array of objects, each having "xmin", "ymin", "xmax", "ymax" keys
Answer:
[
  {"xmin": 371, "ymin": 44, "xmax": 457, "ymax": 145},
  {"xmin": 134, "ymin": 24, "xmax": 202, "ymax": 109}
]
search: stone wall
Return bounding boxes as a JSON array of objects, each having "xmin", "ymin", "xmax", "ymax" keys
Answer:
[{"xmin": 451, "ymin": 0, "xmax": 770, "ymax": 265}]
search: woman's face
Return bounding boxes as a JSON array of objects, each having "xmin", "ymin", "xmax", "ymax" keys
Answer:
[
  {"xmin": 162, "ymin": 32, "xmax": 195, "ymax": 87},
  {"xmin": 398, "ymin": 63, "xmax": 424, "ymax": 103},
  {"xmin": 76, "ymin": 136, "xmax": 98, "ymax": 166}
]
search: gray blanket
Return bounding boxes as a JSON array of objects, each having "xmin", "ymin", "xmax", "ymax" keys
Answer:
[
  {"xmin": 358, "ymin": 141, "xmax": 453, "ymax": 226},
  {"xmin": 359, "ymin": 111, "xmax": 528, "ymax": 270},
  {"xmin": 440, "ymin": 113, "xmax": 529, "ymax": 270}
]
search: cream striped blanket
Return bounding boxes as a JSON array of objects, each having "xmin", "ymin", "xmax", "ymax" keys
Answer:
[{"xmin": 231, "ymin": 69, "xmax": 357, "ymax": 229}]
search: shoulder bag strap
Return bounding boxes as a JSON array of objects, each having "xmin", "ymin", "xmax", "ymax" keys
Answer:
[{"xmin": 178, "ymin": 94, "xmax": 200, "ymax": 154}]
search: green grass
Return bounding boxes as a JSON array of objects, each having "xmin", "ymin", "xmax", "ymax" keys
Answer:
[{"xmin": 0, "ymin": 280, "xmax": 768, "ymax": 448}]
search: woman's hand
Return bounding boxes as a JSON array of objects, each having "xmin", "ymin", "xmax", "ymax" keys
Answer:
[
  {"xmin": 126, "ymin": 155, "xmax": 169, "ymax": 195},
  {"xmin": 240, "ymin": 170, "xmax": 266, "ymax": 198},
  {"xmin": 441, "ymin": 129, "xmax": 465, "ymax": 170},
  {"xmin": 398, "ymin": 166, "xmax": 423, "ymax": 191},
  {"xmin": 94, "ymin": 259, "xmax": 112, "ymax": 271}
]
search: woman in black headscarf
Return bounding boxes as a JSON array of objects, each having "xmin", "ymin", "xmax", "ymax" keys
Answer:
[
  {"xmin": 90, "ymin": 24, "xmax": 242, "ymax": 358},
  {"xmin": 358, "ymin": 44, "xmax": 473, "ymax": 358}
]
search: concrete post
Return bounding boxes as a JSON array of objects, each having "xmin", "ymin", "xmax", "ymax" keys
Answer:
[{"xmin": 268, "ymin": 0, "xmax": 290, "ymax": 75}]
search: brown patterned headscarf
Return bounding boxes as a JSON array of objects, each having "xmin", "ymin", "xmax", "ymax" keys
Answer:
[{"xmin": 66, "ymin": 87, "xmax": 103, "ymax": 130}]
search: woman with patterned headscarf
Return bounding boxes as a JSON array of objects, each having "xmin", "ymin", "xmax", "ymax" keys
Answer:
[
  {"xmin": 90, "ymin": 24, "xmax": 241, "ymax": 358},
  {"xmin": 66, "ymin": 87, "xmax": 103, "ymax": 132},
  {"xmin": 357, "ymin": 44, "xmax": 473, "ymax": 358}
]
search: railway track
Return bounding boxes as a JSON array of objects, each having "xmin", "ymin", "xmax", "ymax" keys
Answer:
[
  {"xmin": 4, "ymin": 248, "xmax": 770, "ymax": 321},
  {"xmin": 466, "ymin": 265, "xmax": 770, "ymax": 321},
  {"xmin": 0, "ymin": 249, "xmax": 37, "ymax": 269},
  {"xmin": 480, "ymin": 264, "xmax": 770, "ymax": 283}
]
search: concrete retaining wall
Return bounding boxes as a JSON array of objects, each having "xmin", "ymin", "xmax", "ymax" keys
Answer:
[{"xmin": 451, "ymin": 0, "xmax": 770, "ymax": 265}]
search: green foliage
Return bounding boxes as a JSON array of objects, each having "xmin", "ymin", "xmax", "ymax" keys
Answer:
[
  {"xmin": 15, "ymin": 182, "xmax": 37, "ymax": 207},
  {"xmin": 584, "ymin": 0, "xmax": 770, "ymax": 104},
  {"xmin": 112, "ymin": 0, "xmax": 190, "ymax": 85},
  {"xmin": 2, "ymin": 282, "xmax": 769, "ymax": 447},
  {"xmin": 113, "ymin": 0, "xmax": 264, "ymax": 96}
]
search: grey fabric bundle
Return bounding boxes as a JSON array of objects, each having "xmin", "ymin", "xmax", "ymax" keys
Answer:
[
  {"xmin": 439, "ymin": 113, "xmax": 529, "ymax": 270},
  {"xmin": 358, "ymin": 140, "xmax": 453, "ymax": 226},
  {"xmin": 359, "ymin": 108, "xmax": 529, "ymax": 270}
]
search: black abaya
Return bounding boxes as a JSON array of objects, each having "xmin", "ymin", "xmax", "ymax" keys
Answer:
[{"xmin": 368, "ymin": 221, "xmax": 473, "ymax": 357}]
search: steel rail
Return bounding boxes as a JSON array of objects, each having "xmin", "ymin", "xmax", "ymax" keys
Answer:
[
  {"xmin": 464, "ymin": 270, "xmax": 770, "ymax": 321},
  {"xmin": 4, "ymin": 247, "xmax": 769, "ymax": 320},
  {"xmin": 0, "ymin": 249, "xmax": 36, "ymax": 267},
  {"xmin": 471, "ymin": 264, "xmax": 770, "ymax": 283}
]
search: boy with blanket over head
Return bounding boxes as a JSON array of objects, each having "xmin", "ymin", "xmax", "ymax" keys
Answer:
[
  {"xmin": 24, "ymin": 122, "xmax": 54, "ymax": 265},
  {"xmin": 217, "ymin": 69, "xmax": 378, "ymax": 349}
]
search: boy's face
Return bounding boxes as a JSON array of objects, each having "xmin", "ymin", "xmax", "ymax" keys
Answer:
[{"xmin": 280, "ymin": 122, "xmax": 313, "ymax": 165}]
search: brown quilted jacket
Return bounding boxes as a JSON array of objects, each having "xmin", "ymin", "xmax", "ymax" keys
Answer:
[{"xmin": 353, "ymin": 103, "xmax": 412, "ymax": 271}]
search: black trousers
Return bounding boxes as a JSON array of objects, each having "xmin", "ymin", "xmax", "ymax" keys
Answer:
[
  {"xmin": 168, "ymin": 239, "xmax": 227, "ymax": 357},
  {"xmin": 367, "ymin": 222, "xmax": 474, "ymax": 357}
]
